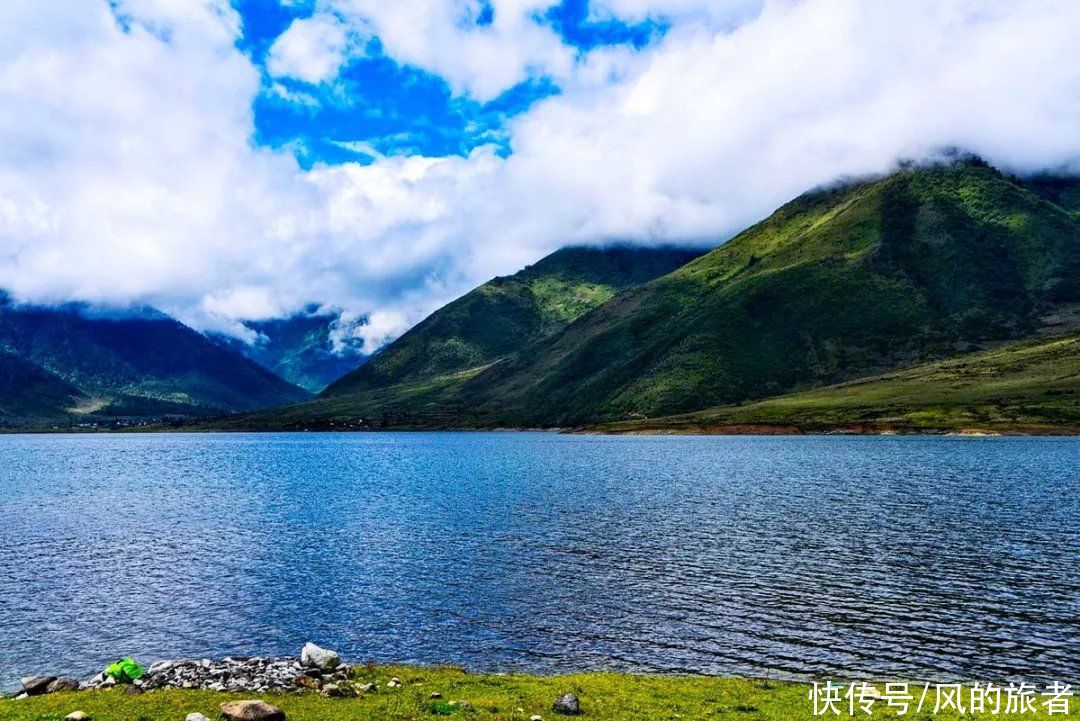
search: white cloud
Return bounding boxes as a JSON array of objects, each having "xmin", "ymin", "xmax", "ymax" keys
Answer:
[
  {"xmin": 267, "ymin": 13, "xmax": 358, "ymax": 84},
  {"xmin": 591, "ymin": 0, "xmax": 764, "ymax": 28},
  {"xmin": 350, "ymin": 308, "xmax": 412, "ymax": 353},
  {"xmin": 267, "ymin": 80, "xmax": 322, "ymax": 108},
  {"xmin": 0, "ymin": 0, "xmax": 1078, "ymax": 355},
  {"xmin": 308, "ymin": 0, "xmax": 577, "ymax": 100}
]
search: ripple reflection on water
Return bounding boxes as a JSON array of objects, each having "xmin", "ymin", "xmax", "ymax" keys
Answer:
[{"xmin": 0, "ymin": 433, "xmax": 1076, "ymax": 688}]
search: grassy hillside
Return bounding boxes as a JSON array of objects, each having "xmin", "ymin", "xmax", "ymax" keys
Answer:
[
  {"xmin": 593, "ymin": 334, "xmax": 1080, "ymax": 434},
  {"xmin": 0, "ymin": 303, "xmax": 310, "ymax": 426},
  {"xmin": 442, "ymin": 160, "xmax": 1078, "ymax": 427},
  {"xmin": 324, "ymin": 245, "xmax": 702, "ymax": 398}
]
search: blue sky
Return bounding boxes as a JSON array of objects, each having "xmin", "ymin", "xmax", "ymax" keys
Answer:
[{"xmin": 236, "ymin": 0, "xmax": 662, "ymax": 167}]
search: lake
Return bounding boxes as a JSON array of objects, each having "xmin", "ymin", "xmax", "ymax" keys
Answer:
[{"xmin": 0, "ymin": 433, "xmax": 1077, "ymax": 690}]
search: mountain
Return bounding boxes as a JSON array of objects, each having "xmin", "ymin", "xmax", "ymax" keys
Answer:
[
  {"xmin": 323, "ymin": 245, "xmax": 705, "ymax": 397},
  {"xmin": 0, "ymin": 302, "xmax": 310, "ymax": 427},
  {"xmin": 1022, "ymin": 174, "xmax": 1080, "ymax": 213},
  {"xmin": 592, "ymin": 334, "xmax": 1080, "ymax": 435},
  {"xmin": 216, "ymin": 308, "xmax": 367, "ymax": 393},
  {"xmin": 210, "ymin": 245, "xmax": 703, "ymax": 429},
  {"xmin": 240, "ymin": 159, "xmax": 1078, "ymax": 431},
  {"xmin": 453, "ymin": 159, "xmax": 1078, "ymax": 427},
  {"xmin": 0, "ymin": 351, "xmax": 85, "ymax": 426}
]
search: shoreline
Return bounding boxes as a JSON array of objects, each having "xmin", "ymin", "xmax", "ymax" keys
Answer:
[
  {"xmin": 584, "ymin": 422, "xmax": 1080, "ymax": 436},
  {"xmin": 6, "ymin": 655, "xmax": 801, "ymax": 699},
  {"xmin": 1, "ymin": 670, "xmax": 797, "ymax": 721},
  {"xmin": 1, "ymin": 649, "xmax": 817, "ymax": 721},
  {"xmin": 7, "ymin": 658, "xmax": 1079, "ymax": 721},
  {"xmin": 4, "ymin": 423, "xmax": 1079, "ymax": 435}
]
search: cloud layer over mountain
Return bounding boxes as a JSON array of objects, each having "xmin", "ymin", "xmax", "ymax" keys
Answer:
[{"xmin": 1, "ymin": 0, "xmax": 1077, "ymax": 351}]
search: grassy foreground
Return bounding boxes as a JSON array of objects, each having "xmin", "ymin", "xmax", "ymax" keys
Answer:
[
  {"xmin": 4, "ymin": 670, "xmax": 790, "ymax": 721},
  {"xmin": 5, "ymin": 668, "xmax": 1076, "ymax": 721},
  {"xmin": 593, "ymin": 335, "xmax": 1080, "ymax": 435}
]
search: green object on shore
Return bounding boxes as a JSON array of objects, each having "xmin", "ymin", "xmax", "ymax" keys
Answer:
[{"xmin": 105, "ymin": 658, "xmax": 144, "ymax": 684}]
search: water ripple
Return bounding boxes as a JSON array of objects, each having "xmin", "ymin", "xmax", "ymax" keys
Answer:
[{"xmin": 0, "ymin": 433, "xmax": 1076, "ymax": 689}]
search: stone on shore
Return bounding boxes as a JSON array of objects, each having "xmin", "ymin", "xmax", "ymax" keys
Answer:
[
  {"xmin": 23, "ymin": 651, "xmax": 346, "ymax": 700},
  {"xmin": 292, "ymin": 674, "xmax": 320, "ymax": 690},
  {"xmin": 553, "ymin": 693, "xmax": 581, "ymax": 715},
  {"xmin": 64, "ymin": 712, "xmax": 91, "ymax": 721},
  {"xmin": 21, "ymin": 676, "xmax": 56, "ymax": 696},
  {"xmin": 185, "ymin": 714, "xmax": 211, "ymax": 721},
  {"xmin": 220, "ymin": 700, "xmax": 286, "ymax": 721},
  {"xmin": 145, "ymin": 660, "xmax": 179, "ymax": 677},
  {"xmin": 46, "ymin": 677, "xmax": 80, "ymax": 693},
  {"xmin": 300, "ymin": 643, "xmax": 339, "ymax": 671}
]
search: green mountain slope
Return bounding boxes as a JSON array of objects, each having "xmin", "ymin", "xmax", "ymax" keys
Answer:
[
  {"xmin": 0, "ymin": 302, "xmax": 310, "ymax": 425},
  {"xmin": 1022, "ymin": 174, "xmax": 1080, "ymax": 213},
  {"xmin": 438, "ymin": 160, "xmax": 1078, "ymax": 427},
  {"xmin": 592, "ymin": 334, "xmax": 1080, "ymax": 435},
  {"xmin": 323, "ymin": 245, "xmax": 703, "ymax": 397},
  {"xmin": 0, "ymin": 351, "xmax": 86, "ymax": 427},
  {"xmin": 215, "ymin": 308, "xmax": 367, "ymax": 392}
]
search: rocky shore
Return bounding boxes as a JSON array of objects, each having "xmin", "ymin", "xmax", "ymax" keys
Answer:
[
  {"xmin": 12, "ymin": 644, "xmax": 374, "ymax": 699},
  {"xmin": 9, "ymin": 643, "xmax": 583, "ymax": 721}
]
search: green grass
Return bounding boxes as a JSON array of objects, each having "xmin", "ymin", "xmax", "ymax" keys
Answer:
[
  {"xmin": 594, "ymin": 334, "xmax": 1080, "ymax": 434},
  {"xmin": 5, "ymin": 669, "xmax": 1073, "ymax": 721},
  {"xmin": 529, "ymin": 277, "xmax": 618, "ymax": 329}
]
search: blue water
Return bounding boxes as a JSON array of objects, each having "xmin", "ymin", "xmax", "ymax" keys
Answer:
[{"xmin": 0, "ymin": 433, "xmax": 1077, "ymax": 689}]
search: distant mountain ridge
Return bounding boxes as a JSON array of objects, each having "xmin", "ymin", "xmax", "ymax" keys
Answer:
[
  {"xmin": 229, "ymin": 159, "xmax": 1079, "ymax": 431},
  {"xmin": 0, "ymin": 301, "xmax": 310, "ymax": 427},
  {"xmin": 215, "ymin": 308, "xmax": 367, "ymax": 393}
]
